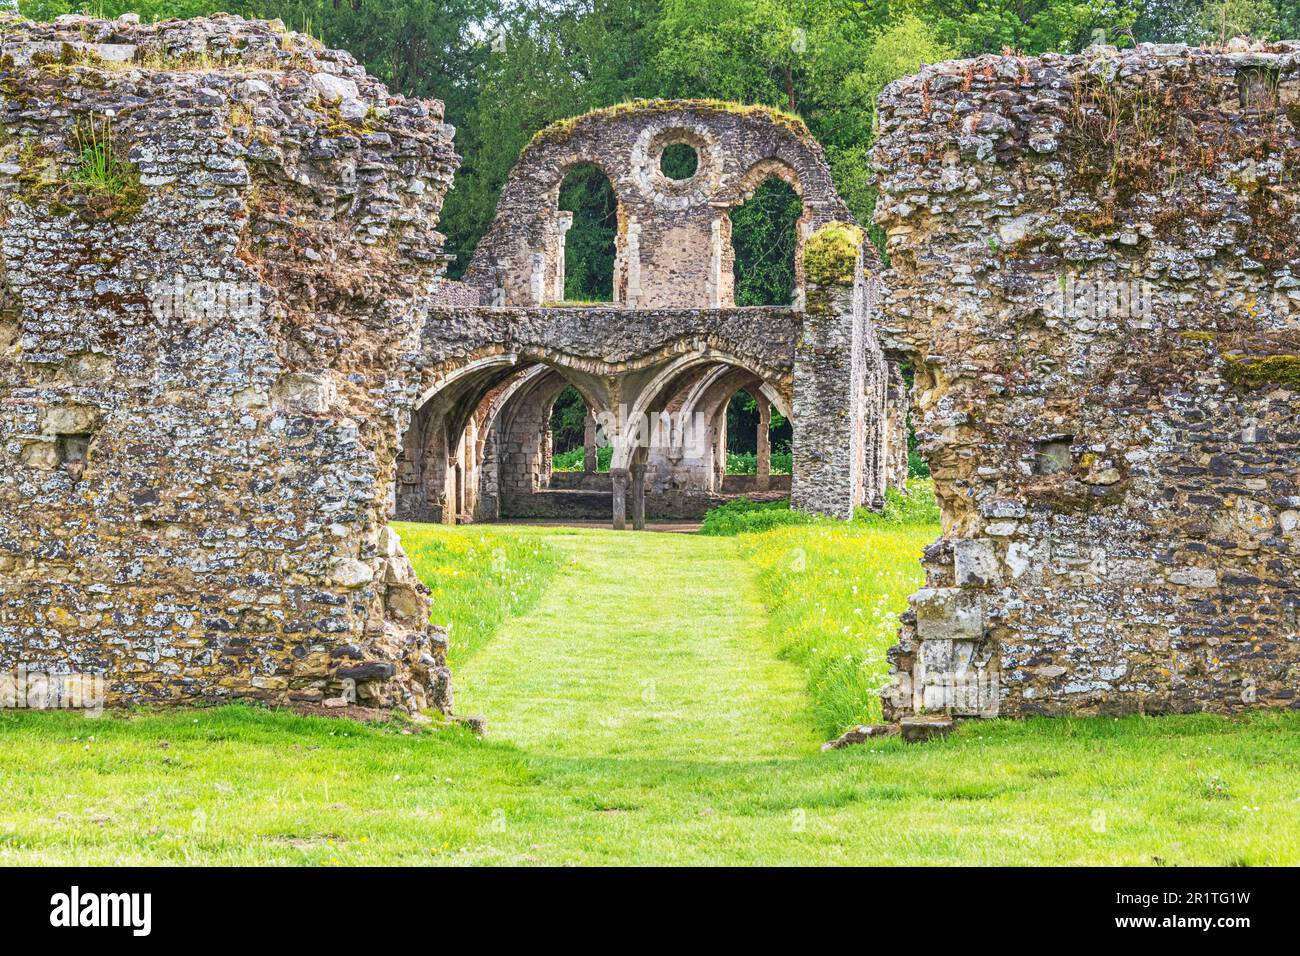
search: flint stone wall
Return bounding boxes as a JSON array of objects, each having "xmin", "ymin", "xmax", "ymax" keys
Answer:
[
  {"xmin": 0, "ymin": 14, "xmax": 458, "ymax": 712},
  {"xmin": 876, "ymin": 41, "xmax": 1300, "ymax": 718}
]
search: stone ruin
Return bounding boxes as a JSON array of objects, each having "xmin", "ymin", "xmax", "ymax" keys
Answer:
[
  {"xmin": 1, "ymin": 13, "xmax": 1295, "ymax": 724},
  {"xmin": 396, "ymin": 99, "xmax": 906, "ymax": 527},
  {"xmin": 0, "ymin": 14, "xmax": 903, "ymax": 712},
  {"xmin": 875, "ymin": 40, "xmax": 1300, "ymax": 718},
  {"xmin": 0, "ymin": 13, "xmax": 458, "ymax": 712}
]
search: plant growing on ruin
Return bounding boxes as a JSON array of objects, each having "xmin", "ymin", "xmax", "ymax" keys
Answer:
[
  {"xmin": 804, "ymin": 221, "xmax": 862, "ymax": 286},
  {"xmin": 15, "ymin": 116, "xmax": 144, "ymax": 222}
]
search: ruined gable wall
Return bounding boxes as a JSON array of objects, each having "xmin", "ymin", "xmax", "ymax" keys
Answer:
[
  {"xmin": 0, "ymin": 14, "xmax": 458, "ymax": 712},
  {"xmin": 462, "ymin": 101, "xmax": 855, "ymax": 309},
  {"xmin": 875, "ymin": 42, "xmax": 1300, "ymax": 718}
]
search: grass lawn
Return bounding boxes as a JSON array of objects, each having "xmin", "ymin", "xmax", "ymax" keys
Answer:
[{"xmin": 1, "ymin": 523, "xmax": 1298, "ymax": 866}]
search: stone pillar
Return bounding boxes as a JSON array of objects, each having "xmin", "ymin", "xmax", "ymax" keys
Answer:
[
  {"xmin": 624, "ymin": 216, "xmax": 642, "ymax": 308},
  {"xmin": 443, "ymin": 456, "xmax": 458, "ymax": 525},
  {"xmin": 583, "ymin": 410, "xmax": 598, "ymax": 474},
  {"xmin": 714, "ymin": 417, "xmax": 727, "ymax": 490},
  {"xmin": 756, "ymin": 399, "xmax": 771, "ymax": 492},
  {"xmin": 553, "ymin": 210, "xmax": 574, "ymax": 303},
  {"xmin": 790, "ymin": 223, "xmax": 869, "ymax": 519},
  {"xmin": 630, "ymin": 459, "xmax": 647, "ymax": 530},
  {"xmin": 610, "ymin": 468, "xmax": 629, "ymax": 530}
]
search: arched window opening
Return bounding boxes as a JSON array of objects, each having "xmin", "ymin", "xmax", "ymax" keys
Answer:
[
  {"xmin": 558, "ymin": 163, "xmax": 617, "ymax": 302},
  {"xmin": 730, "ymin": 176, "xmax": 801, "ymax": 306},
  {"xmin": 725, "ymin": 389, "xmax": 791, "ymax": 476},
  {"xmin": 549, "ymin": 385, "xmax": 608, "ymax": 473}
]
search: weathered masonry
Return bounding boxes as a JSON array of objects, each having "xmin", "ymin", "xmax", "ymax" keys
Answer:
[
  {"xmin": 395, "ymin": 101, "xmax": 907, "ymax": 527},
  {"xmin": 876, "ymin": 41, "xmax": 1300, "ymax": 719},
  {"xmin": 0, "ymin": 14, "xmax": 458, "ymax": 712}
]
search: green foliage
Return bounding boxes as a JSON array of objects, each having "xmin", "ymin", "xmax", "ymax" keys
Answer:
[
  {"xmin": 548, "ymin": 385, "xmax": 588, "ymax": 453},
  {"xmin": 702, "ymin": 478, "xmax": 940, "ymax": 536},
  {"xmin": 731, "ymin": 176, "xmax": 800, "ymax": 306},
  {"xmin": 804, "ymin": 220, "xmax": 863, "ymax": 286},
  {"xmin": 558, "ymin": 165, "xmax": 617, "ymax": 301},
  {"xmin": 391, "ymin": 523, "xmax": 563, "ymax": 668},
  {"xmin": 1195, "ymin": 0, "xmax": 1279, "ymax": 43},
  {"xmin": 659, "ymin": 141, "xmax": 698, "ymax": 178},
  {"xmin": 700, "ymin": 497, "xmax": 813, "ymax": 536},
  {"xmin": 724, "ymin": 450, "xmax": 792, "ymax": 474},
  {"xmin": 908, "ymin": 448, "xmax": 931, "ymax": 478},
  {"xmin": 17, "ymin": 116, "xmax": 144, "ymax": 222},
  {"xmin": 738, "ymin": 516, "xmax": 936, "ymax": 735},
  {"xmin": 552, "ymin": 444, "xmax": 612, "ymax": 472},
  {"xmin": 854, "ymin": 479, "xmax": 942, "ymax": 528},
  {"xmin": 18, "ymin": 0, "xmax": 224, "ymax": 21}
]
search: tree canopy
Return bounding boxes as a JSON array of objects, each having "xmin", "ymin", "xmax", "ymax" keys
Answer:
[{"xmin": 16, "ymin": 0, "xmax": 1294, "ymax": 287}]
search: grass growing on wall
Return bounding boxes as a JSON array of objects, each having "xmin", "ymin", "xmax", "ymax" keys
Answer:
[{"xmin": 391, "ymin": 523, "xmax": 565, "ymax": 669}]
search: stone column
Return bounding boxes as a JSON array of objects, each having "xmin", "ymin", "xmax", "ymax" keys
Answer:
[
  {"xmin": 553, "ymin": 210, "xmax": 574, "ymax": 303},
  {"xmin": 790, "ymin": 223, "xmax": 868, "ymax": 519},
  {"xmin": 610, "ymin": 468, "xmax": 629, "ymax": 530},
  {"xmin": 443, "ymin": 457, "xmax": 458, "ymax": 525},
  {"xmin": 630, "ymin": 459, "xmax": 647, "ymax": 530},
  {"xmin": 714, "ymin": 418, "xmax": 727, "ymax": 490},
  {"xmin": 756, "ymin": 399, "xmax": 771, "ymax": 492},
  {"xmin": 583, "ymin": 410, "xmax": 598, "ymax": 474}
]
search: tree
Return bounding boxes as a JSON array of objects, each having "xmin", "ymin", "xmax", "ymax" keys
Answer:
[{"xmin": 1196, "ymin": 0, "xmax": 1279, "ymax": 43}]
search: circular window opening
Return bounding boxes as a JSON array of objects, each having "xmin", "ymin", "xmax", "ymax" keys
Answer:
[{"xmin": 660, "ymin": 143, "xmax": 699, "ymax": 181}]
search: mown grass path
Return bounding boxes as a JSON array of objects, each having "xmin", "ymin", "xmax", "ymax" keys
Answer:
[{"xmin": 455, "ymin": 528, "xmax": 820, "ymax": 760}]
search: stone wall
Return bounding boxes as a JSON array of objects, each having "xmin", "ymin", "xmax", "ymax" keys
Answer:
[
  {"xmin": 461, "ymin": 101, "xmax": 852, "ymax": 309},
  {"xmin": 0, "ymin": 14, "xmax": 458, "ymax": 713},
  {"xmin": 875, "ymin": 41, "xmax": 1300, "ymax": 718}
]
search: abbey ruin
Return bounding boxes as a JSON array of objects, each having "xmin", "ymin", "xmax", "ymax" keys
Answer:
[{"xmin": 0, "ymin": 14, "xmax": 1296, "ymax": 721}]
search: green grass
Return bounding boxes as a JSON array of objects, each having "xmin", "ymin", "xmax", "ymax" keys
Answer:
[
  {"xmin": 723, "ymin": 450, "xmax": 792, "ymax": 475},
  {"xmin": 739, "ymin": 522, "xmax": 933, "ymax": 736},
  {"xmin": 2, "ymin": 521, "xmax": 1298, "ymax": 866},
  {"xmin": 551, "ymin": 445, "xmax": 612, "ymax": 472},
  {"xmin": 391, "ymin": 523, "xmax": 563, "ymax": 668},
  {"xmin": 701, "ymin": 478, "xmax": 939, "ymax": 536}
]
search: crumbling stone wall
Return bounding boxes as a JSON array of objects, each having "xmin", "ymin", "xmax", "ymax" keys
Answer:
[
  {"xmin": 0, "ymin": 14, "xmax": 458, "ymax": 712},
  {"xmin": 876, "ymin": 41, "xmax": 1300, "ymax": 718}
]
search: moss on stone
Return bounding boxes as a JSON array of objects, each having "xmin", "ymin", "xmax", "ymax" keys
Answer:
[
  {"xmin": 804, "ymin": 221, "xmax": 863, "ymax": 287},
  {"xmin": 527, "ymin": 98, "xmax": 811, "ymax": 153},
  {"xmin": 1223, "ymin": 354, "xmax": 1300, "ymax": 390}
]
